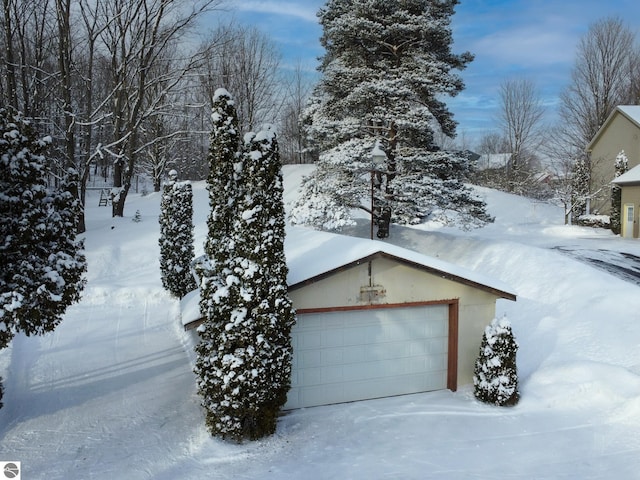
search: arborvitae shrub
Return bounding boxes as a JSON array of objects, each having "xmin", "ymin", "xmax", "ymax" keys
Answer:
[
  {"xmin": 473, "ymin": 316, "xmax": 519, "ymax": 406},
  {"xmin": 196, "ymin": 127, "xmax": 295, "ymax": 442},
  {"xmin": 158, "ymin": 175, "xmax": 196, "ymax": 298},
  {"xmin": 611, "ymin": 150, "xmax": 628, "ymax": 235},
  {"xmin": 195, "ymin": 91, "xmax": 294, "ymax": 442},
  {"xmin": 195, "ymin": 89, "xmax": 245, "ymax": 439}
]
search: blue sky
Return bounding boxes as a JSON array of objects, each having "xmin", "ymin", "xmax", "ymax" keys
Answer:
[{"xmin": 214, "ymin": 0, "xmax": 640, "ymax": 147}]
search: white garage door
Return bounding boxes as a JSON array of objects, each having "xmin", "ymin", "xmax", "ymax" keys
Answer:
[{"xmin": 285, "ymin": 304, "xmax": 449, "ymax": 409}]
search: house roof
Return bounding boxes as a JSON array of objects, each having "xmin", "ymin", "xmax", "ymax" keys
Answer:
[
  {"xmin": 181, "ymin": 227, "xmax": 517, "ymax": 330},
  {"xmin": 587, "ymin": 105, "xmax": 640, "ymax": 151},
  {"xmin": 612, "ymin": 164, "xmax": 640, "ymax": 185}
]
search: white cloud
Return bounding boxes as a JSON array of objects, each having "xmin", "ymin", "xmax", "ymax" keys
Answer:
[
  {"xmin": 472, "ymin": 26, "xmax": 578, "ymax": 68},
  {"xmin": 232, "ymin": 1, "xmax": 320, "ymax": 23}
]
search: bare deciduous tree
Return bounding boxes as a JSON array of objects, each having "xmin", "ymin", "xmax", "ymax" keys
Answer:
[
  {"xmin": 554, "ymin": 16, "xmax": 640, "ymax": 214},
  {"xmin": 558, "ymin": 17, "xmax": 639, "ymax": 155},
  {"xmin": 200, "ymin": 23, "xmax": 283, "ymax": 134},
  {"xmin": 95, "ymin": 0, "xmax": 220, "ymax": 217},
  {"xmin": 497, "ymin": 78, "xmax": 545, "ymax": 174},
  {"xmin": 278, "ymin": 61, "xmax": 314, "ymax": 164}
]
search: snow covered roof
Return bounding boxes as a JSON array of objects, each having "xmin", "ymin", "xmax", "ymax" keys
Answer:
[
  {"xmin": 612, "ymin": 164, "xmax": 640, "ymax": 185},
  {"xmin": 587, "ymin": 106, "xmax": 640, "ymax": 150},
  {"xmin": 617, "ymin": 105, "xmax": 640, "ymax": 124},
  {"xmin": 285, "ymin": 227, "xmax": 516, "ymax": 300},
  {"xmin": 182, "ymin": 227, "xmax": 516, "ymax": 330}
]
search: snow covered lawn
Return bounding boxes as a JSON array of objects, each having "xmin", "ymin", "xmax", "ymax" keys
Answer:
[{"xmin": 2, "ymin": 166, "xmax": 640, "ymax": 478}]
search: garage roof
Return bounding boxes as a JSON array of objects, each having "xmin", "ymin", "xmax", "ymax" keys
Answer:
[
  {"xmin": 285, "ymin": 227, "xmax": 516, "ymax": 301},
  {"xmin": 182, "ymin": 227, "xmax": 517, "ymax": 330}
]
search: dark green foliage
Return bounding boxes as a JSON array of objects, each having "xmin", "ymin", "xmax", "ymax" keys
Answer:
[
  {"xmin": 204, "ymin": 89, "xmax": 240, "ymax": 266},
  {"xmin": 234, "ymin": 129, "xmax": 294, "ymax": 436},
  {"xmin": 0, "ymin": 109, "xmax": 86, "ymax": 344},
  {"xmin": 196, "ymin": 127, "xmax": 294, "ymax": 442},
  {"xmin": 473, "ymin": 317, "xmax": 519, "ymax": 407},
  {"xmin": 195, "ymin": 91, "xmax": 294, "ymax": 442},
  {"xmin": 158, "ymin": 174, "xmax": 197, "ymax": 298},
  {"xmin": 610, "ymin": 151, "xmax": 628, "ymax": 235},
  {"xmin": 0, "ymin": 109, "xmax": 86, "ymax": 408},
  {"xmin": 195, "ymin": 91, "xmax": 243, "ymax": 438}
]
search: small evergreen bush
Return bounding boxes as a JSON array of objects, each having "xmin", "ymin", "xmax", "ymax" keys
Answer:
[{"xmin": 473, "ymin": 316, "xmax": 519, "ymax": 406}]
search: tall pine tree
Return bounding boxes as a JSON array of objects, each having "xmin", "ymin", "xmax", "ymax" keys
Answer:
[
  {"xmin": 291, "ymin": 0, "xmax": 491, "ymax": 233},
  {"xmin": 0, "ymin": 109, "xmax": 86, "ymax": 406}
]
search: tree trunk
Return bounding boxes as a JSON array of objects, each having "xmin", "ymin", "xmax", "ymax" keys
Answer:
[
  {"xmin": 2, "ymin": 0, "xmax": 18, "ymax": 110},
  {"xmin": 56, "ymin": 0, "xmax": 85, "ymax": 233}
]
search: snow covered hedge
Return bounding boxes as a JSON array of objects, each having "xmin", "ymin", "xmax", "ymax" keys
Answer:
[{"xmin": 473, "ymin": 316, "xmax": 519, "ymax": 407}]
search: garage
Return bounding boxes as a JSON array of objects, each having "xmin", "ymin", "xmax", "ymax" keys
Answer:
[
  {"xmin": 285, "ymin": 304, "xmax": 451, "ymax": 409},
  {"xmin": 182, "ymin": 227, "xmax": 516, "ymax": 410}
]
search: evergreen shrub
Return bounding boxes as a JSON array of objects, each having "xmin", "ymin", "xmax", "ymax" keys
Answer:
[{"xmin": 473, "ymin": 316, "xmax": 519, "ymax": 407}]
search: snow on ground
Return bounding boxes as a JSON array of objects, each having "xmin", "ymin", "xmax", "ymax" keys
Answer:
[{"xmin": 2, "ymin": 165, "xmax": 640, "ymax": 479}]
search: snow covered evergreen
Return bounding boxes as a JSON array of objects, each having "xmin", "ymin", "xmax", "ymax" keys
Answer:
[
  {"xmin": 571, "ymin": 157, "xmax": 590, "ymax": 220},
  {"xmin": 232, "ymin": 128, "xmax": 294, "ymax": 437},
  {"xmin": 158, "ymin": 170, "xmax": 197, "ymax": 298},
  {"xmin": 0, "ymin": 109, "xmax": 86, "ymax": 405},
  {"xmin": 610, "ymin": 150, "xmax": 628, "ymax": 235},
  {"xmin": 473, "ymin": 316, "xmax": 519, "ymax": 407},
  {"xmin": 195, "ymin": 91, "xmax": 294, "ymax": 441},
  {"xmin": 291, "ymin": 0, "xmax": 491, "ymax": 232},
  {"xmin": 194, "ymin": 89, "xmax": 242, "ymax": 438}
]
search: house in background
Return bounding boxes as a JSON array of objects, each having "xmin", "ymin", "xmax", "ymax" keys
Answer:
[
  {"xmin": 182, "ymin": 227, "xmax": 516, "ymax": 410},
  {"xmin": 586, "ymin": 105, "xmax": 640, "ymax": 233}
]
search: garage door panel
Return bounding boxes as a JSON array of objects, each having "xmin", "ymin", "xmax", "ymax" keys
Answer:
[
  {"xmin": 427, "ymin": 337, "xmax": 448, "ymax": 354},
  {"xmin": 285, "ymin": 305, "xmax": 450, "ymax": 409},
  {"xmin": 428, "ymin": 320, "xmax": 447, "ymax": 337}
]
